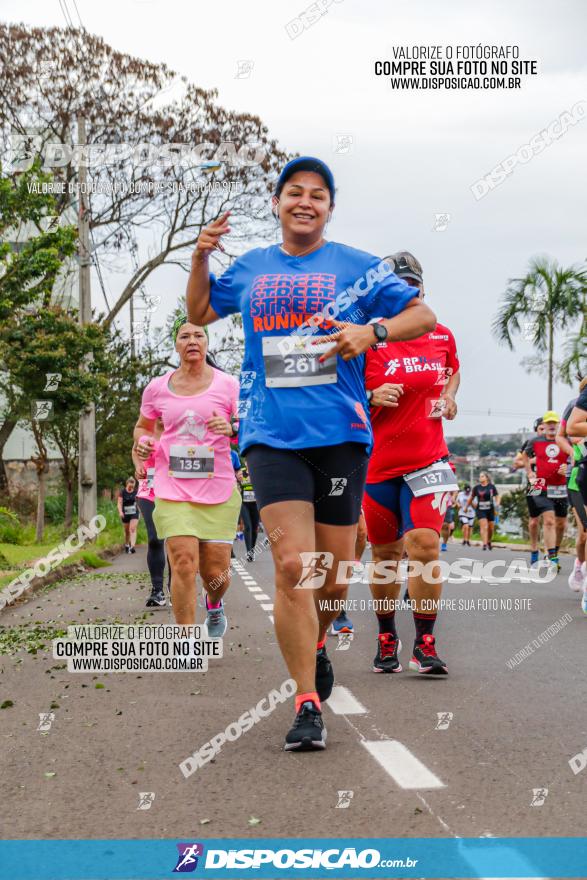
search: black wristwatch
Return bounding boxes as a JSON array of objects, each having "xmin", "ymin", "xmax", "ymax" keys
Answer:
[{"xmin": 372, "ymin": 322, "xmax": 388, "ymax": 343}]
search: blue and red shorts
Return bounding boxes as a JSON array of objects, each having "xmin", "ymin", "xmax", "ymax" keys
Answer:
[{"xmin": 363, "ymin": 476, "xmax": 448, "ymax": 545}]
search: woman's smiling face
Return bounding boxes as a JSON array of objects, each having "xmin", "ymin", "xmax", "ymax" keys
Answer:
[{"xmin": 273, "ymin": 171, "xmax": 332, "ymax": 238}]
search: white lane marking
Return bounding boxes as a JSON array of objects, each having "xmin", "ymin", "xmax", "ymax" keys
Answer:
[
  {"xmin": 327, "ymin": 686, "xmax": 367, "ymax": 715},
  {"xmin": 268, "ymin": 615, "xmax": 274, "ymax": 623},
  {"xmin": 248, "ymin": 586, "xmax": 262, "ymax": 593},
  {"xmin": 362, "ymin": 740, "xmax": 445, "ymax": 789},
  {"xmin": 416, "ymin": 793, "xmax": 456, "ymax": 835},
  {"xmin": 261, "ymin": 603, "xmax": 274, "ymax": 611},
  {"xmin": 254, "ymin": 593, "xmax": 271, "ymax": 601}
]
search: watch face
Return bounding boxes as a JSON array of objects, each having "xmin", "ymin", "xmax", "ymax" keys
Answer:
[{"xmin": 374, "ymin": 323, "xmax": 386, "ymax": 341}]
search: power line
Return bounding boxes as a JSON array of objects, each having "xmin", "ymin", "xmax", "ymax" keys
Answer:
[
  {"xmin": 70, "ymin": 0, "xmax": 85, "ymax": 29},
  {"xmin": 459, "ymin": 409, "xmax": 538, "ymax": 419},
  {"xmin": 89, "ymin": 228, "xmax": 111, "ymax": 313},
  {"xmin": 57, "ymin": 0, "xmax": 74, "ymax": 28}
]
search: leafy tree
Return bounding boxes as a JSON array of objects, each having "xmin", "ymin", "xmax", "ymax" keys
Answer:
[
  {"xmin": 493, "ymin": 256, "xmax": 586, "ymax": 407},
  {"xmin": 0, "ymin": 23, "xmax": 289, "ymax": 329},
  {"xmin": 447, "ymin": 436, "xmax": 476, "ymax": 456},
  {"xmin": 95, "ymin": 331, "xmax": 173, "ymax": 493},
  {"xmin": 0, "ymin": 308, "xmax": 112, "ymax": 539},
  {"xmin": 499, "ymin": 487, "xmax": 529, "ymax": 537},
  {"xmin": 0, "ymin": 161, "xmax": 77, "ymax": 490}
]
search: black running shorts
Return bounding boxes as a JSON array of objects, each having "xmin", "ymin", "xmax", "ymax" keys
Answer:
[
  {"xmin": 245, "ymin": 442, "xmax": 369, "ymax": 526},
  {"xmin": 526, "ymin": 491, "xmax": 568, "ymax": 518}
]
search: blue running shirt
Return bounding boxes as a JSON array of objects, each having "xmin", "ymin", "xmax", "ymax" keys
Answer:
[{"xmin": 209, "ymin": 241, "xmax": 417, "ymax": 453}]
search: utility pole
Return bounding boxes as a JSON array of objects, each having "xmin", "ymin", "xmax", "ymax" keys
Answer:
[
  {"xmin": 129, "ymin": 291, "xmax": 136, "ymax": 359},
  {"xmin": 77, "ymin": 116, "xmax": 97, "ymax": 526}
]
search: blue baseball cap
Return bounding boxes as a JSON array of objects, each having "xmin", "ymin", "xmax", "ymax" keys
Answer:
[{"xmin": 275, "ymin": 157, "xmax": 335, "ymax": 202}]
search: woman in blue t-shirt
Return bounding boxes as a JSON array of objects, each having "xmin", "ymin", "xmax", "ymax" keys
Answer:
[{"xmin": 186, "ymin": 156, "xmax": 435, "ymax": 751}]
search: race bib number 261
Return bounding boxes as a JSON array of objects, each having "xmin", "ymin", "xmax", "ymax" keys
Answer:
[{"xmin": 263, "ymin": 336, "xmax": 337, "ymax": 388}]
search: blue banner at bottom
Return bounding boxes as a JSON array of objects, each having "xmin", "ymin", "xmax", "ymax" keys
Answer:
[{"xmin": 1, "ymin": 838, "xmax": 586, "ymax": 879}]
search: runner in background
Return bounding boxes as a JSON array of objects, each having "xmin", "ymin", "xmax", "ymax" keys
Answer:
[
  {"xmin": 521, "ymin": 412, "xmax": 569, "ymax": 572},
  {"xmin": 118, "ymin": 477, "xmax": 139, "ymax": 554},
  {"xmin": 186, "ymin": 157, "xmax": 436, "ymax": 749},
  {"xmin": 132, "ymin": 419, "xmax": 170, "ymax": 608},
  {"xmin": 514, "ymin": 418, "xmax": 546, "ymax": 565},
  {"xmin": 134, "ymin": 319, "xmax": 241, "ymax": 637},
  {"xmin": 562, "ymin": 379, "xmax": 587, "ymax": 599},
  {"xmin": 456, "ymin": 484, "xmax": 474, "ymax": 545},
  {"xmin": 231, "ymin": 449, "xmax": 243, "ymax": 559},
  {"xmin": 467, "ymin": 472, "xmax": 499, "ymax": 550},
  {"xmin": 362, "ymin": 251, "xmax": 459, "ymax": 676},
  {"xmin": 440, "ymin": 490, "xmax": 458, "ymax": 551},
  {"xmin": 329, "ymin": 509, "xmax": 367, "ymax": 635},
  {"xmin": 240, "ymin": 463, "xmax": 261, "ymax": 562}
]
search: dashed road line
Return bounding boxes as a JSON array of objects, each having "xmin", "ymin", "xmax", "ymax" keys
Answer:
[
  {"xmin": 327, "ymin": 685, "xmax": 367, "ymax": 715},
  {"xmin": 363, "ymin": 740, "xmax": 445, "ymax": 790},
  {"xmin": 232, "ymin": 561, "xmax": 446, "ymax": 795}
]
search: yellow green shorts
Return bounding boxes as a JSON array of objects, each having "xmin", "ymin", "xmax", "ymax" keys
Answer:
[{"xmin": 153, "ymin": 486, "xmax": 242, "ymax": 542}]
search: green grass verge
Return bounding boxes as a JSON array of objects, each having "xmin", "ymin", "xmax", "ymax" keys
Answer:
[{"xmin": 0, "ymin": 501, "xmax": 145, "ymax": 587}]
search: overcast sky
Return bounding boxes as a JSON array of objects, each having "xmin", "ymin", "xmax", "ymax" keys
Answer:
[{"xmin": 4, "ymin": 0, "xmax": 587, "ymax": 435}]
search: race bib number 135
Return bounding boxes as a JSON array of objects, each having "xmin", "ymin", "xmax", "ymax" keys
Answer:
[{"xmin": 169, "ymin": 445, "xmax": 214, "ymax": 478}]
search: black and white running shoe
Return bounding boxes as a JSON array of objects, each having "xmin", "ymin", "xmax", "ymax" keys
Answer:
[
  {"xmin": 409, "ymin": 634, "xmax": 448, "ymax": 675},
  {"xmin": 284, "ymin": 701, "xmax": 326, "ymax": 751},
  {"xmin": 373, "ymin": 634, "xmax": 402, "ymax": 673}
]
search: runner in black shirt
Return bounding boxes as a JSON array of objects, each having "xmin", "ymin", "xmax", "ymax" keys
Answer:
[
  {"xmin": 467, "ymin": 471, "xmax": 500, "ymax": 550},
  {"xmin": 117, "ymin": 477, "xmax": 140, "ymax": 554}
]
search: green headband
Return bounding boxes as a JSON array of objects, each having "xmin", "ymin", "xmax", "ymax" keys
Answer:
[{"xmin": 171, "ymin": 316, "xmax": 209, "ymax": 344}]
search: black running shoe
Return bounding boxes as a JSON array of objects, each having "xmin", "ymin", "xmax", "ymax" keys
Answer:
[
  {"xmin": 146, "ymin": 590, "xmax": 166, "ymax": 608},
  {"xmin": 284, "ymin": 701, "xmax": 326, "ymax": 751},
  {"xmin": 130, "ymin": 546, "xmax": 136, "ymax": 554},
  {"xmin": 373, "ymin": 634, "xmax": 402, "ymax": 673},
  {"xmin": 409, "ymin": 634, "xmax": 448, "ymax": 675},
  {"xmin": 315, "ymin": 646, "xmax": 334, "ymax": 702}
]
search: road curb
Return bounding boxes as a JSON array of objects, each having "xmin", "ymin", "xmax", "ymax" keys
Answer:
[
  {"xmin": 466, "ymin": 539, "xmax": 574, "ymax": 554},
  {"xmin": 0, "ymin": 544, "xmax": 124, "ymax": 617}
]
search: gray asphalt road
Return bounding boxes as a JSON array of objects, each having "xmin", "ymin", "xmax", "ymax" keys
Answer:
[{"xmin": 1, "ymin": 539, "xmax": 585, "ymax": 851}]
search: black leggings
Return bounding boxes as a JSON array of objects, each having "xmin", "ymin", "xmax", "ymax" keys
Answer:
[
  {"xmin": 137, "ymin": 498, "xmax": 169, "ymax": 592},
  {"xmin": 569, "ymin": 463, "xmax": 587, "ymax": 530},
  {"xmin": 241, "ymin": 502, "xmax": 260, "ymax": 554}
]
